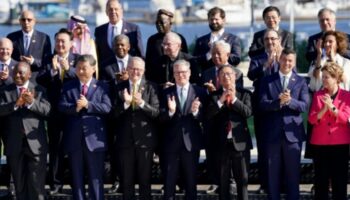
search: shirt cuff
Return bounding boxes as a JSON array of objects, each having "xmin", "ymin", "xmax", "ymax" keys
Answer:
[
  {"xmin": 192, "ymin": 110, "xmax": 199, "ymax": 117},
  {"xmin": 168, "ymin": 110, "xmax": 175, "ymax": 117},
  {"xmin": 139, "ymin": 100, "xmax": 145, "ymax": 108},
  {"xmin": 124, "ymin": 102, "xmax": 131, "ymax": 110},
  {"xmin": 50, "ymin": 69, "xmax": 58, "ymax": 77},
  {"xmin": 217, "ymin": 100, "xmax": 224, "ymax": 108}
]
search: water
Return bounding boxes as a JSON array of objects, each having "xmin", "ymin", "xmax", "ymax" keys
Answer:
[{"xmin": 0, "ymin": 19, "xmax": 349, "ymax": 52}]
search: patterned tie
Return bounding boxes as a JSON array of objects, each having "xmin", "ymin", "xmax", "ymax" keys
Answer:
[
  {"xmin": 81, "ymin": 84, "xmax": 88, "ymax": 96},
  {"xmin": 179, "ymin": 87, "xmax": 186, "ymax": 111},
  {"xmin": 131, "ymin": 83, "xmax": 138, "ymax": 110}
]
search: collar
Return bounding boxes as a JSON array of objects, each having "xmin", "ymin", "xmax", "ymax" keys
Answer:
[
  {"xmin": 109, "ymin": 20, "xmax": 123, "ymax": 31},
  {"xmin": 129, "ymin": 79, "xmax": 142, "ymax": 87},
  {"xmin": 176, "ymin": 83, "xmax": 190, "ymax": 92},
  {"xmin": 279, "ymin": 71, "xmax": 292, "ymax": 79},
  {"xmin": 0, "ymin": 59, "xmax": 11, "ymax": 66},
  {"xmin": 80, "ymin": 78, "xmax": 93, "ymax": 88},
  {"xmin": 17, "ymin": 81, "xmax": 30, "ymax": 89},
  {"xmin": 57, "ymin": 53, "xmax": 69, "ymax": 60},
  {"xmin": 22, "ymin": 30, "xmax": 34, "ymax": 37},
  {"xmin": 116, "ymin": 54, "xmax": 129, "ymax": 63},
  {"xmin": 211, "ymin": 28, "xmax": 225, "ymax": 38}
]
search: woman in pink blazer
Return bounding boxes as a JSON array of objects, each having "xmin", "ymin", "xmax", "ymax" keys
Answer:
[{"xmin": 308, "ymin": 62, "xmax": 350, "ymax": 200}]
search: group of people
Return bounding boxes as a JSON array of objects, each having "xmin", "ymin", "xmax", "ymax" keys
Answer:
[{"xmin": 0, "ymin": 0, "xmax": 350, "ymax": 199}]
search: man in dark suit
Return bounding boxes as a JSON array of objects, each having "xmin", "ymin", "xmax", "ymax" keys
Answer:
[
  {"xmin": 58, "ymin": 54, "xmax": 111, "ymax": 200},
  {"xmin": 306, "ymin": 8, "xmax": 350, "ymax": 63},
  {"xmin": 248, "ymin": 6, "xmax": 294, "ymax": 58},
  {"xmin": 259, "ymin": 49, "xmax": 309, "ymax": 200},
  {"xmin": 147, "ymin": 32, "xmax": 200, "ymax": 88},
  {"xmin": 206, "ymin": 65, "xmax": 252, "ymax": 200},
  {"xmin": 95, "ymin": 0, "xmax": 143, "ymax": 66},
  {"xmin": 193, "ymin": 7, "xmax": 241, "ymax": 72},
  {"xmin": 113, "ymin": 57, "xmax": 159, "ymax": 200},
  {"xmin": 100, "ymin": 34, "xmax": 130, "ymax": 84},
  {"xmin": 0, "ymin": 61, "xmax": 50, "ymax": 200},
  {"xmin": 36, "ymin": 28, "xmax": 79, "ymax": 195},
  {"xmin": 7, "ymin": 10, "xmax": 52, "ymax": 82},
  {"xmin": 145, "ymin": 9, "xmax": 188, "ymax": 70},
  {"xmin": 159, "ymin": 59, "xmax": 207, "ymax": 200}
]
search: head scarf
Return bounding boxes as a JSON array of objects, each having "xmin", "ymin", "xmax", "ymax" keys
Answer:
[{"xmin": 67, "ymin": 15, "xmax": 92, "ymax": 55}]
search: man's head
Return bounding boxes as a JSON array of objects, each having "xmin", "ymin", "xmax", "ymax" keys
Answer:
[
  {"xmin": 75, "ymin": 54, "xmax": 96, "ymax": 83},
  {"xmin": 156, "ymin": 9, "xmax": 173, "ymax": 34},
  {"xmin": 262, "ymin": 6, "xmax": 281, "ymax": 30},
  {"xmin": 211, "ymin": 40, "xmax": 230, "ymax": 67},
  {"xmin": 263, "ymin": 29, "xmax": 281, "ymax": 53},
  {"xmin": 0, "ymin": 38, "xmax": 13, "ymax": 62},
  {"xmin": 106, "ymin": 0, "xmax": 123, "ymax": 25},
  {"xmin": 279, "ymin": 48, "xmax": 296, "ymax": 75},
  {"xmin": 173, "ymin": 59, "xmax": 191, "ymax": 87},
  {"xmin": 13, "ymin": 61, "xmax": 31, "ymax": 86},
  {"xmin": 54, "ymin": 28, "xmax": 73, "ymax": 56},
  {"xmin": 218, "ymin": 65, "xmax": 235, "ymax": 89},
  {"xmin": 127, "ymin": 57, "xmax": 145, "ymax": 83},
  {"xmin": 162, "ymin": 32, "xmax": 182, "ymax": 59},
  {"xmin": 318, "ymin": 8, "xmax": 336, "ymax": 32},
  {"xmin": 207, "ymin": 7, "xmax": 225, "ymax": 32},
  {"xmin": 19, "ymin": 10, "xmax": 36, "ymax": 33},
  {"xmin": 113, "ymin": 34, "xmax": 130, "ymax": 58},
  {"xmin": 67, "ymin": 15, "xmax": 88, "ymax": 39}
]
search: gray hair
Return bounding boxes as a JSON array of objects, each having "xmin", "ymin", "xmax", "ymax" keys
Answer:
[
  {"xmin": 211, "ymin": 40, "xmax": 231, "ymax": 54},
  {"xmin": 163, "ymin": 32, "xmax": 182, "ymax": 44},
  {"xmin": 317, "ymin": 8, "xmax": 336, "ymax": 18},
  {"xmin": 127, "ymin": 56, "xmax": 145, "ymax": 70},
  {"xmin": 173, "ymin": 59, "xmax": 190, "ymax": 71}
]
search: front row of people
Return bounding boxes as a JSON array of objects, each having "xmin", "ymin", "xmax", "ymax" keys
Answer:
[{"xmin": 0, "ymin": 51, "xmax": 349, "ymax": 200}]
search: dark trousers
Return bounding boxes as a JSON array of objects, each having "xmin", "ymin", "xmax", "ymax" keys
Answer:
[
  {"xmin": 119, "ymin": 147, "xmax": 153, "ymax": 200},
  {"xmin": 7, "ymin": 139, "xmax": 46, "ymax": 200},
  {"xmin": 313, "ymin": 144, "xmax": 349, "ymax": 200},
  {"xmin": 219, "ymin": 140, "xmax": 249, "ymax": 200},
  {"xmin": 68, "ymin": 145, "xmax": 105, "ymax": 200},
  {"xmin": 163, "ymin": 150, "xmax": 199, "ymax": 200}
]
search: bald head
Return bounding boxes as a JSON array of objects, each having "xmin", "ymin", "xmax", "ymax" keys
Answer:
[
  {"xmin": 19, "ymin": 10, "xmax": 36, "ymax": 33},
  {"xmin": 0, "ymin": 38, "xmax": 13, "ymax": 62}
]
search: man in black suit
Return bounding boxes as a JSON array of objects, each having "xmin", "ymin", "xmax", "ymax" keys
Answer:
[
  {"xmin": 145, "ymin": 9, "xmax": 188, "ymax": 71},
  {"xmin": 113, "ymin": 57, "xmax": 159, "ymax": 200},
  {"xmin": 306, "ymin": 8, "xmax": 350, "ymax": 63},
  {"xmin": 36, "ymin": 28, "xmax": 79, "ymax": 195},
  {"xmin": 7, "ymin": 10, "xmax": 52, "ymax": 82},
  {"xmin": 0, "ymin": 61, "xmax": 50, "ymax": 200},
  {"xmin": 159, "ymin": 59, "xmax": 207, "ymax": 200},
  {"xmin": 248, "ymin": 6, "xmax": 294, "ymax": 58},
  {"xmin": 193, "ymin": 7, "xmax": 241, "ymax": 71},
  {"xmin": 95, "ymin": 0, "xmax": 143, "ymax": 66},
  {"xmin": 206, "ymin": 65, "xmax": 252, "ymax": 200}
]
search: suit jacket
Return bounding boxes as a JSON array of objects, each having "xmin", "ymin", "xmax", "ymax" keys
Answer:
[
  {"xmin": 193, "ymin": 31, "xmax": 241, "ymax": 71},
  {"xmin": 7, "ymin": 30, "xmax": 52, "ymax": 72},
  {"xmin": 0, "ymin": 82, "xmax": 50, "ymax": 156},
  {"xmin": 159, "ymin": 84, "xmax": 207, "ymax": 152},
  {"xmin": 145, "ymin": 32, "xmax": 188, "ymax": 70},
  {"xmin": 206, "ymin": 88, "xmax": 253, "ymax": 152},
  {"xmin": 94, "ymin": 21, "xmax": 144, "ymax": 64},
  {"xmin": 113, "ymin": 79, "xmax": 159, "ymax": 149},
  {"xmin": 248, "ymin": 28, "xmax": 294, "ymax": 58},
  {"xmin": 0, "ymin": 59, "xmax": 18, "ymax": 90},
  {"xmin": 146, "ymin": 52, "xmax": 201, "ymax": 85},
  {"xmin": 201, "ymin": 65, "xmax": 244, "ymax": 89},
  {"xmin": 99, "ymin": 55, "xmax": 129, "ymax": 83},
  {"xmin": 308, "ymin": 88, "xmax": 350, "ymax": 145},
  {"xmin": 259, "ymin": 72, "xmax": 309, "ymax": 143},
  {"xmin": 58, "ymin": 78, "xmax": 112, "ymax": 153},
  {"xmin": 306, "ymin": 32, "xmax": 350, "ymax": 63}
]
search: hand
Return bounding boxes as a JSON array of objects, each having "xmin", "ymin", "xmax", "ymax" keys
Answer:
[
  {"xmin": 52, "ymin": 55, "xmax": 59, "ymax": 71},
  {"xmin": 59, "ymin": 58, "xmax": 69, "ymax": 71},
  {"xmin": 279, "ymin": 90, "xmax": 291, "ymax": 105},
  {"xmin": 20, "ymin": 55, "xmax": 33, "ymax": 64},
  {"xmin": 15, "ymin": 95, "xmax": 25, "ymax": 107},
  {"xmin": 191, "ymin": 97, "xmax": 201, "ymax": 113},
  {"xmin": 120, "ymin": 70, "xmax": 129, "ymax": 81},
  {"xmin": 266, "ymin": 51, "xmax": 277, "ymax": 68},
  {"xmin": 321, "ymin": 93, "xmax": 333, "ymax": 110},
  {"xmin": 316, "ymin": 39, "xmax": 323, "ymax": 56},
  {"xmin": 203, "ymin": 80, "xmax": 216, "ymax": 92},
  {"xmin": 167, "ymin": 95, "xmax": 176, "ymax": 113},
  {"xmin": 76, "ymin": 95, "xmax": 88, "ymax": 111},
  {"xmin": 133, "ymin": 87, "xmax": 145, "ymax": 106},
  {"xmin": 329, "ymin": 45, "xmax": 335, "ymax": 61},
  {"xmin": 122, "ymin": 88, "xmax": 132, "ymax": 104},
  {"xmin": 0, "ymin": 65, "xmax": 9, "ymax": 80},
  {"xmin": 22, "ymin": 89, "xmax": 35, "ymax": 105},
  {"xmin": 163, "ymin": 82, "xmax": 175, "ymax": 89},
  {"xmin": 219, "ymin": 87, "xmax": 235, "ymax": 104}
]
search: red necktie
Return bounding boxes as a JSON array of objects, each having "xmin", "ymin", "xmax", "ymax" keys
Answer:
[
  {"xmin": 82, "ymin": 84, "xmax": 88, "ymax": 96},
  {"xmin": 19, "ymin": 87, "xmax": 26, "ymax": 94},
  {"xmin": 225, "ymin": 93, "xmax": 233, "ymax": 107}
]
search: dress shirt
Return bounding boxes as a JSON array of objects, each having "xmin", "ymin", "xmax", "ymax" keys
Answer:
[
  {"xmin": 278, "ymin": 71, "xmax": 292, "ymax": 90},
  {"xmin": 206, "ymin": 28, "xmax": 225, "ymax": 60},
  {"xmin": 116, "ymin": 54, "xmax": 129, "ymax": 72},
  {"xmin": 14, "ymin": 81, "xmax": 33, "ymax": 110},
  {"xmin": 216, "ymin": 87, "xmax": 237, "ymax": 139},
  {"xmin": 108, "ymin": 20, "xmax": 123, "ymax": 48},
  {"xmin": 0, "ymin": 60, "xmax": 11, "ymax": 71}
]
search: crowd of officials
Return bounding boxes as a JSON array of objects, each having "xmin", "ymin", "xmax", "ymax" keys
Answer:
[{"xmin": 0, "ymin": 0, "xmax": 350, "ymax": 200}]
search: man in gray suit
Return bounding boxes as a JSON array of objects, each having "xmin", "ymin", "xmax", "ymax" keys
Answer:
[{"xmin": 0, "ymin": 61, "xmax": 50, "ymax": 200}]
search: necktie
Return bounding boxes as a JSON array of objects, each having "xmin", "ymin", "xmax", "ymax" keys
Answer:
[
  {"xmin": 131, "ymin": 83, "xmax": 138, "ymax": 110},
  {"xmin": 24, "ymin": 35, "xmax": 30, "ymax": 55},
  {"xmin": 110, "ymin": 26, "xmax": 117, "ymax": 48},
  {"xmin": 215, "ymin": 74, "xmax": 220, "ymax": 89},
  {"xmin": 179, "ymin": 87, "xmax": 186, "ymax": 111},
  {"xmin": 282, "ymin": 76, "xmax": 288, "ymax": 91},
  {"xmin": 225, "ymin": 93, "xmax": 233, "ymax": 107},
  {"xmin": 81, "ymin": 84, "xmax": 88, "ymax": 96},
  {"xmin": 0, "ymin": 63, "xmax": 4, "ymax": 71},
  {"xmin": 19, "ymin": 87, "xmax": 26, "ymax": 94},
  {"xmin": 118, "ymin": 60, "xmax": 124, "ymax": 71}
]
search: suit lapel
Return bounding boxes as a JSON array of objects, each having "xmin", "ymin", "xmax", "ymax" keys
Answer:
[
  {"xmin": 184, "ymin": 85, "xmax": 195, "ymax": 114},
  {"xmin": 18, "ymin": 32, "xmax": 25, "ymax": 55},
  {"xmin": 287, "ymin": 73, "xmax": 298, "ymax": 91},
  {"xmin": 272, "ymin": 74, "xmax": 283, "ymax": 93},
  {"xmin": 27, "ymin": 30, "xmax": 37, "ymax": 54},
  {"xmin": 86, "ymin": 79, "xmax": 97, "ymax": 100}
]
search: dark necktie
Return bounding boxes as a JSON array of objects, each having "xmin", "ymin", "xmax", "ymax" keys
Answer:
[{"xmin": 81, "ymin": 84, "xmax": 88, "ymax": 96}]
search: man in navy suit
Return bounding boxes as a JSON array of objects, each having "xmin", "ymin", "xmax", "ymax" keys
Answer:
[
  {"xmin": 95, "ymin": 0, "xmax": 143, "ymax": 66},
  {"xmin": 59, "ymin": 55, "xmax": 111, "ymax": 200},
  {"xmin": 7, "ymin": 10, "xmax": 51, "ymax": 82},
  {"xmin": 248, "ymin": 6, "xmax": 294, "ymax": 58},
  {"xmin": 259, "ymin": 49, "xmax": 309, "ymax": 200},
  {"xmin": 159, "ymin": 59, "xmax": 207, "ymax": 200},
  {"xmin": 193, "ymin": 7, "xmax": 241, "ymax": 72},
  {"xmin": 306, "ymin": 8, "xmax": 350, "ymax": 63}
]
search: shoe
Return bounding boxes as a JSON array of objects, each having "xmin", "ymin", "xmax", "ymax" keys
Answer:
[
  {"xmin": 108, "ymin": 182, "xmax": 122, "ymax": 194},
  {"xmin": 50, "ymin": 185, "xmax": 63, "ymax": 195},
  {"xmin": 206, "ymin": 185, "xmax": 219, "ymax": 194}
]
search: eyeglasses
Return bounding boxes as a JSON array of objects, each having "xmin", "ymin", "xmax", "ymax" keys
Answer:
[
  {"xmin": 20, "ymin": 18, "xmax": 33, "ymax": 22},
  {"xmin": 128, "ymin": 68, "xmax": 143, "ymax": 72},
  {"xmin": 220, "ymin": 72, "xmax": 234, "ymax": 77},
  {"xmin": 162, "ymin": 42, "xmax": 176, "ymax": 47},
  {"xmin": 264, "ymin": 37, "xmax": 279, "ymax": 41},
  {"xmin": 174, "ymin": 70, "xmax": 188, "ymax": 75}
]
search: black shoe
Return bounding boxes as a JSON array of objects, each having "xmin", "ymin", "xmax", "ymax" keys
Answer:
[
  {"xmin": 108, "ymin": 182, "xmax": 122, "ymax": 194},
  {"xmin": 206, "ymin": 185, "xmax": 219, "ymax": 194},
  {"xmin": 50, "ymin": 185, "xmax": 63, "ymax": 195}
]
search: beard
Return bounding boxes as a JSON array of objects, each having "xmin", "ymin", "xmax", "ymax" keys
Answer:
[{"xmin": 209, "ymin": 23, "xmax": 223, "ymax": 32}]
